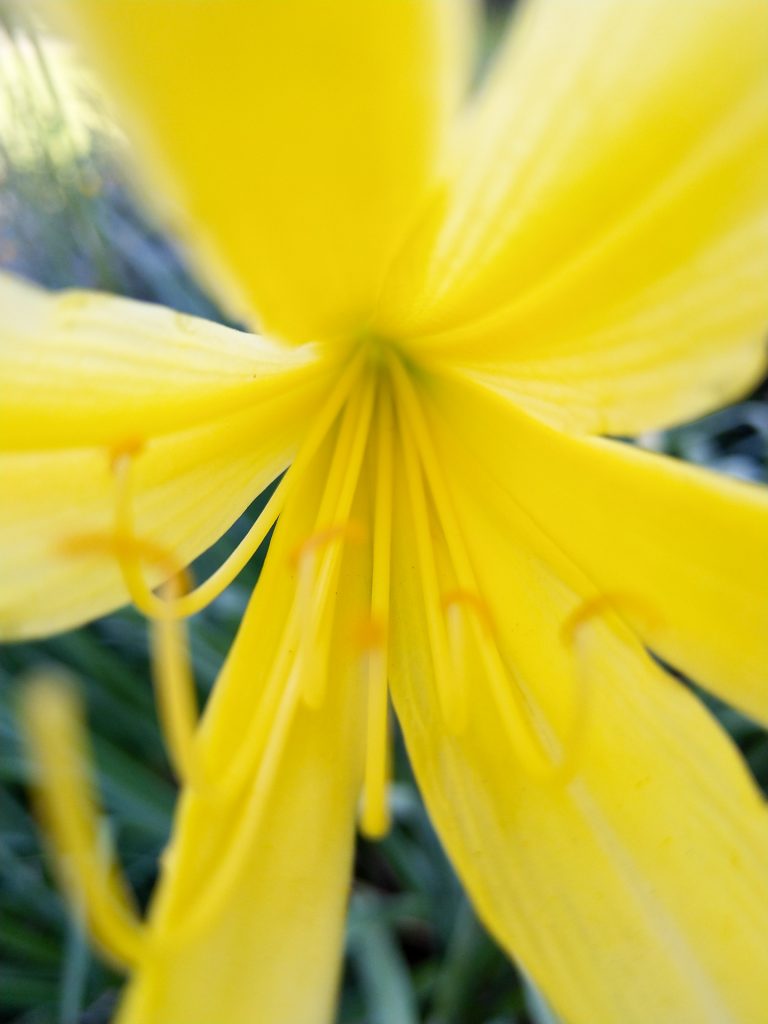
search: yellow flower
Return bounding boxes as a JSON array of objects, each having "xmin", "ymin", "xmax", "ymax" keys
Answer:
[{"xmin": 5, "ymin": 1, "xmax": 768, "ymax": 1022}]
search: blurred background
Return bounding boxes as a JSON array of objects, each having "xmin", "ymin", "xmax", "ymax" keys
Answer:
[{"xmin": 1, "ymin": 1, "xmax": 766, "ymax": 1022}]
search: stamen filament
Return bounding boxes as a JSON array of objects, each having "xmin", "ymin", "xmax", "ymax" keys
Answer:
[
  {"xmin": 19, "ymin": 676, "xmax": 145, "ymax": 967},
  {"xmin": 475, "ymin": 637, "xmax": 566, "ymax": 778},
  {"xmin": 294, "ymin": 372, "xmax": 376, "ymax": 709},
  {"xmin": 397, "ymin": 395, "xmax": 466, "ymax": 734},
  {"xmin": 149, "ymin": 575, "xmax": 202, "ymax": 788},
  {"xmin": 216, "ymin": 372, "xmax": 374, "ymax": 795},
  {"xmin": 552, "ymin": 592, "xmax": 665, "ymax": 785},
  {"xmin": 388, "ymin": 360, "xmax": 476, "ymax": 586},
  {"xmin": 390, "ymin": 359, "xmax": 571, "ymax": 773},
  {"xmin": 111, "ymin": 351, "xmax": 366, "ymax": 621},
  {"xmin": 360, "ymin": 386, "xmax": 395, "ymax": 838},
  {"xmin": 112, "ymin": 455, "xmax": 286, "ymax": 620},
  {"xmin": 186, "ymin": 373, "xmax": 378, "ymax": 933}
]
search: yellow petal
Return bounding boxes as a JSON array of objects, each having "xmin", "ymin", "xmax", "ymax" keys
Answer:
[
  {"xmin": 57, "ymin": 0, "xmax": 474, "ymax": 343},
  {"xmin": 1, "ymin": 272, "xmax": 318, "ymax": 450},
  {"xmin": 428, "ymin": 372, "xmax": 768, "ymax": 726},
  {"xmin": 378, "ymin": 0, "xmax": 768, "ymax": 434},
  {"xmin": 116, "ymin": 434, "xmax": 367, "ymax": 1024},
  {"xmin": 0, "ymin": 275, "xmax": 329, "ymax": 637},
  {"xmin": 390, "ymin": 403, "xmax": 768, "ymax": 1024}
]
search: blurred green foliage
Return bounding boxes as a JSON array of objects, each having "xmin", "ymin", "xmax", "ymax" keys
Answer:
[{"xmin": 1, "ymin": 3, "xmax": 766, "ymax": 1023}]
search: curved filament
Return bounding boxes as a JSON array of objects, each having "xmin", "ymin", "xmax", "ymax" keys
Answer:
[
  {"xmin": 292, "ymin": 371, "xmax": 375, "ymax": 709},
  {"xmin": 150, "ymin": 574, "xmax": 203, "ymax": 788},
  {"xmin": 110, "ymin": 351, "xmax": 366, "ymax": 622},
  {"xmin": 111, "ymin": 453, "xmax": 286, "ymax": 620},
  {"xmin": 59, "ymin": 528, "xmax": 204, "ymax": 790},
  {"xmin": 391, "ymin": 357, "xmax": 585, "ymax": 780}
]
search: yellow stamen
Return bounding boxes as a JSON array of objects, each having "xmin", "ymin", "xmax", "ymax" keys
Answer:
[
  {"xmin": 290, "ymin": 520, "xmax": 367, "ymax": 566},
  {"xmin": 355, "ymin": 616, "xmax": 388, "ymax": 652},
  {"xmin": 57, "ymin": 528, "xmax": 202, "ymax": 782},
  {"xmin": 561, "ymin": 591, "xmax": 663, "ymax": 645},
  {"xmin": 397, "ymin": 395, "xmax": 466, "ymax": 735},
  {"xmin": 390, "ymin": 359, "xmax": 576, "ymax": 777},
  {"xmin": 555, "ymin": 592, "xmax": 666, "ymax": 785},
  {"xmin": 388, "ymin": 360, "xmax": 476, "ymax": 587},
  {"xmin": 475, "ymin": 636, "xmax": 569, "ymax": 780},
  {"xmin": 216, "ymin": 372, "xmax": 373, "ymax": 796},
  {"xmin": 111, "ymin": 452, "xmax": 286, "ymax": 620},
  {"xmin": 293, "ymin": 373, "xmax": 375, "ymax": 709},
  {"xmin": 58, "ymin": 531, "xmax": 203, "ymax": 788},
  {"xmin": 109, "ymin": 352, "xmax": 366, "ymax": 622},
  {"xmin": 360, "ymin": 386, "xmax": 395, "ymax": 839},
  {"xmin": 58, "ymin": 531, "xmax": 175, "ymax": 577},
  {"xmin": 149, "ymin": 574, "xmax": 202, "ymax": 789},
  {"xmin": 293, "ymin": 521, "xmax": 368, "ymax": 709},
  {"xmin": 19, "ymin": 675, "xmax": 145, "ymax": 968}
]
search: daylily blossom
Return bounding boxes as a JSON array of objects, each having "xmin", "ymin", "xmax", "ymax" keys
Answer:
[{"xmin": 4, "ymin": 1, "xmax": 768, "ymax": 1022}]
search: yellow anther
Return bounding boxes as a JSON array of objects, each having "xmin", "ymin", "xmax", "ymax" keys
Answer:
[
  {"xmin": 289, "ymin": 519, "xmax": 367, "ymax": 568},
  {"xmin": 58, "ymin": 531, "xmax": 178, "ymax": 580},
  {"xmin": 109, "ymin": 437, "xmax": 145, "ymax": 469},
  {"xmin": 19, "ymin": 674, "xmax": 145, "ymax": 968},
  {"xmin": 58, "ymin": 529, "xmax": 201, "ymax": 788},
  {"xmin": 442, "ymin": 588, "xmax": 493, "ymax": 629},
  {"xmin": 561, "ymin": 591, "xmax": 663, "ymax": 647},
  {"xmin": 107, "ymin": 445, "xmax": 287, "ymax": 620},
  {"xmin": 291, "ymin": 519, "xmax": 368, "ymax": 709},
  {"xmin": 355, "ymin": 614, "xmax": 388, "ymax": 653},
  {"xmin": 390, "ymin": 359, "xmax": 591, "ymax": 777},
  {"xmin": 549, "ymin": 591, "xmax": 665, "ymax": 787},
  {"xmin": 101, "ymin": 349, "xmax": 369, "ymax": 625}
]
